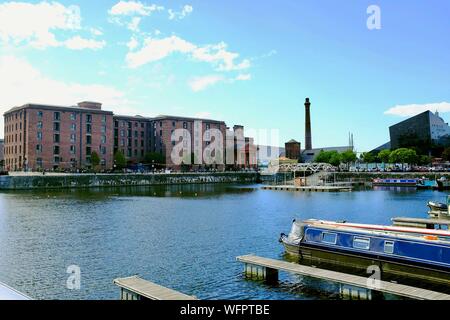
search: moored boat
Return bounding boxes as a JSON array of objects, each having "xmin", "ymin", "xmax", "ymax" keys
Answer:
[
  {"xmin": 436, "ymin": 177, "xmax": 450, "ymax": 190},
  {"xmin": 372, "ymin": 178, "xmax": 418, "ymax": 187},
  {"xmin": 428, "ymin": 201, "xmax": 448, "ymax": 212},
  {"xmin": 280, "ymin": 219, "xmax": 450, "ymax": 287}
]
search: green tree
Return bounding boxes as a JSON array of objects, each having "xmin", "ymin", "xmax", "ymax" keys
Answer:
[
  {"xmin": 91, "ymin": 151, "xmax": 100, "ymax": 169},
  {"xmin": 442, "ymin": 147, "xmax": 450, "ymax": 161},
  {"xmin": 329, "ymin": 152, "xmax": 342, "ymax": 167},
  {"xmin": 377, "ymin": 149, "xmax": 391, "ymax": 163},
  {"xmin": 114, "ymin": 150, "xmax": 127, "ymax": 170},
  {"xmin": 362, "ymin": 152, "xmax": 376, "ymax": 163},
  {"xmin": 341, "ymin": 150, "xmax": 357, "ymax": 170},
  {"xmin": 418, "ymin": 155, "xmax": 432, "ymax": 165},
  {"xmin": 314, "ymin": 150, "xmax": 331, "ymax": 163},
  {"xmin": 389, "ymin": 148, "xmax": 418, "ymax": 170}
]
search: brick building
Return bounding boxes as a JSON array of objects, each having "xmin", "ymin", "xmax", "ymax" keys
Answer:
[
  {"xmin": 285, "ymin": 139, "xmax": 301, "ymax": 161},
  {"xmin": 3, "ymin": 102, "xmax": 114, "ymax": 171},
  {"xmin": 149, "ymin": 115, "xmax": 227, "ymax": 169},
  {"xmin": 113, "ymin": 115, "xmax": 150, "ymax": 164},
  {"xmin": 3, "ymin": 102, "xmax": 258, "ymax": 172},
  {"xmin": 0, "ymin": 138, "xmax": 4, "ymax": 170}
]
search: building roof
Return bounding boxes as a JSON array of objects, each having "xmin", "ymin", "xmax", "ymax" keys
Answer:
[
  {"xmin": 3, "ymin": 103, "xmax": 113, "ymax": 115},
  {"xmin": 285, "ymin": 139, "xmax": 300, "ymax": 144},
  {"xmin": 152, "ymin": 115, "xmax": 225, "ymax": 124}
]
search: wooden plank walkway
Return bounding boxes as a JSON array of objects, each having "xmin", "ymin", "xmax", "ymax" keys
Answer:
[
  {"xmin": 261, "ymin": 185, "xmax": 352, "ymax": 192},
  {"xmin": 392, "ymin": 217, "xmax": 450, "ymax": 228},
  {"xmin": 113, "ymin": 276, "xmax": 197, "ymax": 300},
  {"xmin": 236, "ymin": 254, "xmax": 450, "ymax": 300}
]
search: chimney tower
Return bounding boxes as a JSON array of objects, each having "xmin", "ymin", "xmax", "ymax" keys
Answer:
[{"xmin": 305, "ymin": 97, "xmax": 312, "ymax": 150}]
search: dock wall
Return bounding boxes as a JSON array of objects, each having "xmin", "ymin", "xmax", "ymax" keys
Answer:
[{"xmin": 0, "ymin": 172, "xmax": 258, "ymax": 190}]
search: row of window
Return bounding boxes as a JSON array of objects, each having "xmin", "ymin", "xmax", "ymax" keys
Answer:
[
  {"xmin": 39, "ymin": 111, "xmax": 107, "ymax": 123},
  {"xmin": 321, "ymin": 232, "xmax": 395, "ymax": 254},
  {"xmin": 4, "ymin": 121, "xmax": 23, "ymax": 133},
  {"xmin": 40, "ymin": 145, "xmax": 108, "ymax": 156}
]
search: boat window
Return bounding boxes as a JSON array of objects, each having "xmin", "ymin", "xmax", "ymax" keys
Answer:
[
  {"xmin": 322, "ymin": 232, "xmax": 337, "ymax": 244},
  {"xmin": 353, "ymin": 237, "xmax": 370, "ymax": 250},
  {"xmin": 384, "ymin": 241, "xmax": 394, "ymax": 254}
]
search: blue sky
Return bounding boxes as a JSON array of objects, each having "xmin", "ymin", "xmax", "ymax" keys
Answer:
[{"xmin": 0, "ymin": 0, "xmax": 449, "ymax": 152}]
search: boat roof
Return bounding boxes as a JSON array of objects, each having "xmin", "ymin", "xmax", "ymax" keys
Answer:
[
  {"xmin": 299, "ymin": 219, "xmax": 450, "ymax": 239},
  {"xmin": 0, "ymin": 282, "xmax": 32, "ymax": 300}
]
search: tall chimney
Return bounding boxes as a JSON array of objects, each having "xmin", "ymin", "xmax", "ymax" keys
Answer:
[{"xmin": 305, "ymin": 97, "xmax": 312, "ymax": 150}]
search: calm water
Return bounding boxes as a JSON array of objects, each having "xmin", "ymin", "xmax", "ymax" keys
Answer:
[{"xmin": 0, "ymin": 184, "xmax": 447, "ymax": 300}]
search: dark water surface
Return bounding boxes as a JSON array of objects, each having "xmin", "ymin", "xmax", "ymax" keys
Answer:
[{"xmin": 0, "ymin": 184, "xmax": 447, "ymax": 300}]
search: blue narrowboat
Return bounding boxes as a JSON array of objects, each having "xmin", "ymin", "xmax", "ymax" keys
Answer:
[
  {"xmin": 372, "ymin": 178, "xmax": 418, "ymax": 187},
  {"xmin": 280, "ymin": 219, "xmax": 450, "ymax": 286}
]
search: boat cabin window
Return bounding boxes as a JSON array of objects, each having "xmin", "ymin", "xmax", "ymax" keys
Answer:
[
  {"xmin": 353, "ymin": 237, "xmax": 370, "ymax": 250},
  {"xmin": 321, "ymin": 232, "xmax": 337, "ymax": 244},
  {"xmin": 384, "ymin": 241, "xmax": 394, "ymax": 254}
]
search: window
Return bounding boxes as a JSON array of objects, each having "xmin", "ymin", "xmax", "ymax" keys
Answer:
[
  {"xmin": 36, "ymin": 144, "xmax": 42, "ymax": 152},
  {"xmin": 101, "ymin": 146, "xmax": 106, "ymax": 155},
  {"xmin": 38, "ymin": 111, "xmax": 43, "ymax": 119},
  {"xmin": 36, "ymin": 158, "xmax": 43, "ymax": 167},
  {"xmin": 322, "ymin": 232, "xmax": 337, "ymax": 244},
  {"xmin": 135, "ymin": 122, "xmax": 138, "ymax": 127},
  {"xmin": 206, "ymin": 123, "xmax": 210, "ymax": 130},
  {"xmin": 134, "ymin": 130, "xmax": 138, "ymax": 138},
  {"xmin": 53, "ymin": 134, "xmax": 60, "ymax": 143},
  {"xmin": 71, "ymin": 123, "xmax": 76, "ymax": 131},
  {"xmin": 101, "ymin": 135, "xmax": 106, "ymax": 144},
  {"xmin": 86, "ymin": 147, "xmax": 91, "ymax": 155},
  {"xmin": 120, "ymin": 130, "xmax": 125, "ymax": 137},
  {"xmin": 384, "ymin": 241, "xmax": 394, "ymax": 254},
  {"xmin": 102, "ymin": 115, "xmax": 106, "ymax": 123},
  {"xmin": 37, "ymin": 121, "xmax": 43, "ymax": 129},
  {"xmin": 70, "ymin": 113, "xmax": 76, "ymax": 121},
  {"xmin": 54, "ymin": 156, "xmax": 60, "ymax": 164},
  {"xmin": 172, "ymin": 121, "xmax": 176, "ymax": 127},
  {"xmin": 101, "ymin": 125, "xmax": 106, "ymax": 133},
  {"xmin": 353, "ymin": 237, "xmax": 370, "ymax": 250},
  {"xmin": 37, "ymin": 132, "xmax": 42, "ymax": 140},
  {"xmin": 183, "ymin": 122, "xmax": 187, "ymax": 129},
  {"xmin": 54, "ymin": 112, "xmax": 60, "ymax": 121},
  {"xmin": 53, "ymin": 146, "xmax": 60, "ymax": 155},
  {"xmin": 53, "ymin": 122, "xmax": 60, "ymax": 131},
  {"xmin": 140, "ymin": 131, "xmax": 144, "ymax": 138},
  {"xmin": 86, "ymin": 124, "xmax": 92, "ymax": 133},
  {"xmin": 70, "ymin": 145, "xmax": 76, "ymax": 154},
  {"xmin": 70, "ymin": 134, "xmax": 76, "ymax": 143},
  {"xmin": 141, "ymin": 123, "xmax": 144, "ymax": 128},
  {"xmin": 86, "ymin": 114, "xmax": 92, "ymax": 123},
  {"xmin": 86, "ymin": 135, "xmax": 92, "ymax": 145}
]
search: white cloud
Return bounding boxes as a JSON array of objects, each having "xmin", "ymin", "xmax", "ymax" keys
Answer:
[
  {"xmin": 126, "ymin": 36, "xmax": 139, "ymax": 50},
  {"xmin": 126, "ymin": 36, "xmax": 251, "ymax": 72},
  {"xmin": 0, "ymin": 55, "xmax": 135, "ymax": 134},
  {"xmin": 235, "ymin": 74, "xmax": 251, "ymax": 81},
  {"xmin": 168, "ymin": 5, "xmax": 193, "ymax": 20},
  {"xmin": 64, "ymin": 36, "xmax": 106, "ymax": 50},
  {"xmin": 384, "ymin": 102, "xmax": 450, "ymax": 117},
  {"xmin": 90, "ymin": 28, "xmax": 103, "ymax": 36},
  {"xmin": 109, "ymin": 1, "xmax": 163, "ymax": 16},
  {"xmin": 126, "ymin": 35, "xmax": 196, "ymax": 68},
  {"xmin": 127, "ymin": 17, "xmax": 141, "ymax": 32},
  {"xmin": 188, "ymin": 75, "xmax": 224, "ymax": 92},
  {"xmin": 0, "ymin": 1, "xmax": 80, "ymax": 48},
  {"xmin": 0, "ymin": 2, "xmax": 105, "ymax": 50}
]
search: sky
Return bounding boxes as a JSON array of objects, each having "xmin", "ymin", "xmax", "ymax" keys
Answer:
[{"xmin": 0, "ymin": 0, "xmax": 449, "ymax": 152}]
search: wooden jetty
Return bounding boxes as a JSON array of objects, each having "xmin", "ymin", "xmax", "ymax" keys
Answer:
[
  {"xmin": 392, "ymin": 217, "xmax": 450, "ymax": 229},
  {"xmin": 261, "ymin": 185, "xmax": 352, "ymax": 192},
  {"xmin": 113, "ymin": 276, "xmax": 197, "ymax": 300},
  {"xmin": 236, "ymin": 254, "xmax": 450, "ymax": 300}
]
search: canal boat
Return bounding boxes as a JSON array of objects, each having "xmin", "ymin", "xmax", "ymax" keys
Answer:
[
  {"xmin": 428, "ymin": 201, "xmax": 448, "ymax": 212},
  {"xmin": 416, "ymin": 179, "xmax": 438, "ymax": 190},
  {"xmin": 372, "ymin": 178, "xmax": 418, "ymax": 187},
  {"xmin": 279, "ymin": 219, "xmax": 450, "ymax": 286},
  {"xmin": 436, "ymin": 177, "xmax": 450, "ymax": 191}
]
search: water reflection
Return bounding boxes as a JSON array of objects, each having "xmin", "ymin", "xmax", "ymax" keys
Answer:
[{"xmin": 0, "ymin": 184, "xmax": 447, "ymax": 300}]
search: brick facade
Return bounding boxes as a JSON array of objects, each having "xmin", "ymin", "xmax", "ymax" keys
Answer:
[
  {"xmin": 3, "ymin": 103, "xmax": 256, "ymax": 171},
  {"xmin": 3, "ymin": 102, "xmax": 114, "ymax": 171}
]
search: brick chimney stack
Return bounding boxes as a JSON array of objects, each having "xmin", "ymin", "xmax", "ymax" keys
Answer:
[{"xmin": 305, "ymin": 97, "xmax": 312, "ymax": 150}]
